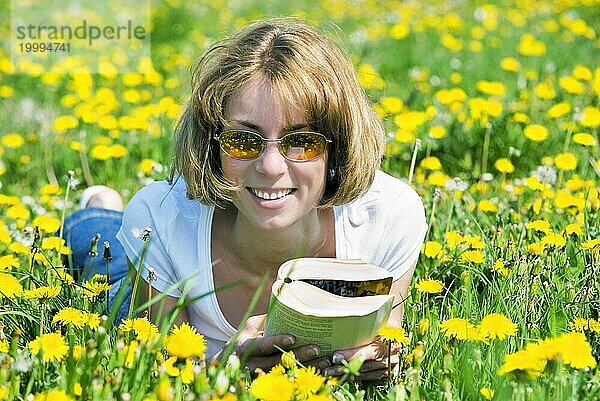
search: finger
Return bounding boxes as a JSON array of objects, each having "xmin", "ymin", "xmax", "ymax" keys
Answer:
[
  {"xmin": 359, "ymin": 355, "xmax": 399, "ymax": 372},
  {"xmin": 357, "ymin": 368, "xmax": 389, "ymax": 382},
  {"xmin": 303, "ymin": 356, "xmax": 331, "ymax": 370},
  {"xmin": 244, "ymin": 354, "xmax": 283, "ymax": 374},
  {"xmin": 237, "ymin": 334, "xmax": 296, "ymax": 357},
  {"xmin": 323, "ymin": 365, "xmax": 346, "ymax": 377},
  {"xmin": 331, "ymin": 341, "xmax": 399, "ymax": 365},
  {"xmin": 244, "ymin": 314, "xmax": 267, "ymax": 332},
  {"xmin": 291, "ymin": 344, "xmax": 321, "ymax": 362}
]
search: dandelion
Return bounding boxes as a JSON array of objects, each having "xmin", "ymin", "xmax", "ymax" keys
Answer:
[
  {"xmin": 83, "ymin": 281, "xmax": 111, "ymax": 297},
  {"xmin": 53, "ymin": 115, "xmax": 79, "ymax": 132},
  {"xmin": 491, "ymin": 259, "xmax": 508, "ymax": 277},
  {"xmin": 41, "ymin": 236, "xmax": 71, "ymax": 255},
  {"xmin": 0, "ymin": 255, "xmax": 19, "ymax": 270},
  {"xmin": 478, "ymin": 199, "xmax": 498, "ymax": 213},
  {"xmin": 580, "ymin": 238, "xmax": 600, "ymax": 252},
  {"xmin": 558, "ymin": 76, "xmax": 585, "ymax": 95},
  {"xmin": 572, "ymin": 132, "xmax": 595, "ymax": 146},
  {"xmin": 420, "ymin": 156, "xmax": 442, "ymax": 170},
  {"xmin": 377, "ymin": 325, "xmax": 410, "ymax": 346},
  {"xmin": 500, "ymin": 57, "xmax": 519, "ymax": 72},
  {"xmin": 32, "ymin": 389, "xmax": 75, "ymax": 401},
  {"xmin": 165, "ymin": 322, "xmax": 207, "ymax": 359},
  {"xmin": 0, "ymin": 340, "xmax": 8, "ymax": 353},
  {"xmin": 580, "ymin": 106, "xmax": 599, "ymax": 128},
  {"xmin": 494, "ymin": 158, "xmax": 514, "ymax": 173},
  {"xmin": 569, "ymin": 317, "xmax": 595, "ymax": 332},
  {"xmin": 541, "ymin": 233, "xmax": 566, "ymax": 247},
  {"xmin": 23, "ymin": 285, "xmax": 61, "ymax": 299},
  {"xmin": 83, "ymin": 312, "xmax": 100, "ymax": 330},
  {"xmin": 52, "ymin": 307, "xmax": 85, "ymax": 328},
  {"xmin": 32, "ymin": 215, "xmax": 61, "ymax": 232},
  {"xmin": 554, "ymin": 152, "xmax": 578, "ymax": 171},
  {"xmin": 480, "ymin": 387, "xmax": 495, "ymax": 399},
  {"xmin": 445, "ymin": 231, "xmax": 465, "ymax": 249},
  {"xmin": 526, "ymin": 219, "xmax": 551, "ymax": 234},
  {"xmin": 0, "ymin": 273, "xmax": 22, "ymax": 298},
  {"xmin": 459, "ymin": 250, "xmax": 485, "ymax": 264},
  {"xmin": 28, "ymin": 332, "xmax": 69, "ymax": 362},
  {"xmin": 119, "ymin": 317, "xmax": 159, "ymax": 343},
  {"xmin": 439, "ymin": 318, "xmax": 477, "ymax": 340},
  {"xmin": 7, "ymin": 204, "xmax": 30, "ymax": 220},
  {"xmin": 527, "ymin": 242, "xmax": 545, "ymax": 255},
  {"xmin": 415, "ymin": 279, "xmax": 444, "ymax": 294},
  {"xmin": 523, "ymin": 124, "xmax": 548, "ymax": 142},
  {"xmin": 281, "ymin": 351, "xmax": 296, "ymax": 369},
  {"xmin": 564, "ymin": 223, "xmax": 583, "ymax": 236},
  {"xmin": 479, "ymin": 313, "xmax": 517, "ymax": 340},
  {"xmin": 1, "ymin": 133, "xmax": 24, "ymax": 148},
  {"xmin": 421, "ymin": 241, "xmax": 445, "ymax": 259},
  {"xmin": 294, "ymin": 366, "xmax": 325, "ymax": 399},
  {"xmin": 546, "ymin": 102, "xmax": 571, "ymax": 119},
  {"xmin": 498, "ymin": 349, "xmax": 546, "ymax": 378},
  {"xmin": 250, "ymin": 371, "xmax": 295, "ymax": 401},
  {"xmin": 429, "ymin": 125, "xmax": 446, "ymax": 139}
]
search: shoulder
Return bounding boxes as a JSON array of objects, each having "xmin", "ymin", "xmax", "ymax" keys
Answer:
[
  {"xmin": 345, "ymin": 170, "xmax": 425, "ymax": 217},
  {"xmin": 125, "ymin": 176, "xmax": 207, "ymax": 220}
]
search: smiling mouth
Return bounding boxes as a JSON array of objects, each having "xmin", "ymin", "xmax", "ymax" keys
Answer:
[{"xmin": 248, "ymin": 188, "xmax": 296, "ymax": 200}]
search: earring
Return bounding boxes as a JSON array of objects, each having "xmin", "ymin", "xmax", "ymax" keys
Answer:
[{"xmin": 327, "ymin": 168, "xmax": 337, "ymax": 184}]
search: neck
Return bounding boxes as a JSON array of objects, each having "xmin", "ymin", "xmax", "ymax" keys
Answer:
[{"xmin": 225, "ymin": 208, "xmax": 330, "ymax": 275}]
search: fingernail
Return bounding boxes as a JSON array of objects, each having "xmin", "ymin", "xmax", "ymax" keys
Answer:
[
  {"xmin": 318, "ymin": 359, "xmax": 331, "ymax": 369},
  {"xmin": 332, "ymin": 353, "xmax": 345, "ymax": 364},
  {"xmin": 323, "ymin": 366, "xmax": 342, "ymax": 376},
  {"xmin": 282, "ymin": 337, "xmax": 295, "ymax": 347},
  {"xmin": 307, "ymin": 347, "xmax": 319, "ymax": 358}
]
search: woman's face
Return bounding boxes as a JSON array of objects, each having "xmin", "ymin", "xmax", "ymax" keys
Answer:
[{"xmin": 220, "ymin": 77, "xmax": 328, "ymax": 231}]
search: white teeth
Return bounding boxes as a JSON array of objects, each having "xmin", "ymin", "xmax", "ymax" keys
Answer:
[{"xmin": 251, "ymin": 188, "xmax": 293, "ymax": 200}]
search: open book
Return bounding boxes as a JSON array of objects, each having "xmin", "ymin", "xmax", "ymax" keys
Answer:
[{"xmin": 264, "ymin": 258, "xmax": 395, "ymax": 354}]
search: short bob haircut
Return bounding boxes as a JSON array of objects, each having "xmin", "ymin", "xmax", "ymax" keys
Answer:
[{"xmin": 170, "ymin": 17, "xmax": 385, "ymax": 208}]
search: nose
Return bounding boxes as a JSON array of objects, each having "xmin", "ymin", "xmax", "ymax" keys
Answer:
[{"xmin": 255, "ymin": 142, "xmax": 288, "ymax": 177}]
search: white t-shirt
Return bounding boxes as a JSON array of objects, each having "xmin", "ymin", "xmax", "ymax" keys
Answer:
[{"xmin": 116, "ymin": 170, "xmax": 427, "ymax": 358}]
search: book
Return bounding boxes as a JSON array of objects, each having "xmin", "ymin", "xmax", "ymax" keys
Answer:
[{"xmin": 263, "ymin": 258, "xmax": 395, "ymax": 354}]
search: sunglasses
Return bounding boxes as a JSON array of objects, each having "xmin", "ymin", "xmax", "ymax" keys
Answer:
[{"xmin": 214, "ymin": 129, "xmax": 332, "ymax": 161}]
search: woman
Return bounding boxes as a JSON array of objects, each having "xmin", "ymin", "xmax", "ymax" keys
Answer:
[{"xmin": 68, "ymin": 17, "xmax": 427, "ymax": 380}]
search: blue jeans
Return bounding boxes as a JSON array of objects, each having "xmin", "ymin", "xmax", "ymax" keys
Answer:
[{"xmin": 62, "ymin": 208, "xmax": 131, "ymax": 323}]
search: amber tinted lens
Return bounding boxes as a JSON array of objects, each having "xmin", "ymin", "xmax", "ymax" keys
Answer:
[
  {"xmin": 280, "ymin": 133, "xmax": 327, "ymax": 161},
  {"xmin": 218, "ymin": 130, "xmax": 264, "ymax": 159}
]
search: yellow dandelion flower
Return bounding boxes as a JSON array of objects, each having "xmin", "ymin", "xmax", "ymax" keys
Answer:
[
  {"xmin": 23, "ymin": 285, "xmax": 61, "ymax": 299},
  {"xmin": 119, "ymin": 317, "xmax": 159, "ymax": 343},
  {"xmin": 41, "ymin": 236, "xmax": 70, "ymax": 254},
  {"xmin": 512, "ymin": 112, "xmax": 530, "ymax": 123},
  {"xmin": 0, "ymin": 340, "xmax": 8, "ymax": 353},
  {"xmin": 377, "ymin": 325, "xmax": 409, "ymax": 345},
  {"xmin": 295, "ymin": 366, "xmax": 325, "ymax": 398},
  {"xmin": 527, "ymin": 242, "xmax": 545, "ymax": 255},
  {"xmin": 83, "ymin": 312, "xmax": 100, "ymax": 330},
  {"xmin": 547, "ymin": 102, "xmax": 571, "ymax": 119},
  {"xmin": 33, "ymin": 389, "xmax": 75, "ymax": 401},
  {"xmin": 415, "ymin": 279, "xmax": 444, "ymax": 294},
  {"xmin": 109, "ymin": 144, "xmax": 128, "ymax": 158},
  {"xmin": 557, "ymin": 332, "xmax": 597, "ymax": 369},
  {"xmin": 494, "ymin": 158, "xmax": 514, "ymax": 173},
  {"xmin": 251, "ymin": 370, "xmax": 295, "ymax": 401},
  {"xmin": 428, "ymin": 125, "xmax": 446, "ymax": 139},
  {"xmin": 526, "ymin": 219, "xmax": 551, "ymax": 234},
  {"xmin": 479, "ymin": 313, "xmax": 517, "ymax": 340},
  {"xmin": 476, "ymin": 80, "xmax": 505, "ymax": 97},
  {"xmin": 554, "ymin": 152, "xmax": 577, "ymax": 171},
  {"xmin": 0, "ymin": 255, "xmax": 19, "ymax": 270},
  {"xmin": 559, "ymin": 76, "xmax": 585, "ymax": 95},
  {"xmin": 53, "ymin": 115, "xmax": 79, "ymax": 133},
  {"xmin": 7, "ymin": 204, "xmax": 30, "ymax": 220},
  {"xmin": 73, "ymin": 383, "xmax": 82, "ymax": 397},
  {"xmin": 480, "ymin": 387, "xmax": 495, "ymax": 400},
  {"xmin": 541, "ymin": 233, "xmax": 566, "ymax": 248},
  {"xmin": 523, "ymin": 124, "xmax": 548, "ymax": 142},
  {"xmin": 459, "ymin": 250, "xmax": 485, "ymax": 264},
  {"xmin": 572, "ymin": 132, "xmax": 595, "ymax": 147},
  {"xmin": 0, "ymin": 272, "xmax": 22, "ymax": 298},
  {"xmin": 569, "ymin": 317, "xmax": 594, "ymax": 332},
  {"xmin": 564, "ymin": 223, "xmax": 583, "ymax": 236},
  {"xmin": 500, "ymin": 57, "xmax": 519, "ymax": 72},
  {"xmin": 445, "ymin": 231, "xmax": 465, "ymax": 249},
  {"xmin": 498, "ymin": 348, "xmax": 546, "ymax": 378},
  {"xmin": 491, "ymin": 259, "xmax": 508, "ymax": 277},
  {"xmin": 1, "ymin": 133, "xmax": 24, "ymax": 149},
  {"xmin": 83, "ymin": 281, "xmax": 111, "ymax": 297},
  {"xmin": 580, "ymin": 238, "xmax": 600, "ymax": 252},
  {"xmin": 52, "ymin": 307, "xmax": 85, "ymax": 328},
  {"xmin": 580, "ymin": 106, "xmax": 599, "ymax": 128},
  {"xmin": 439, "ymin": 318, "xmax": 477, "ymax": 340},
  {"xmin": 165, "ymin": 322, "xmax": 207, "ymax": 359},
  {"xmin": 478, "ymin": 199, "xmax": 498, "ymax": 213},
  {"xmin": 421, "ymin": 241, "xmax": 445, "ymax": 259},
  {"xmin": 379, "ymin": 96, "xmax": 403, "ymax": 114},
  {"xmin": 32, "ymin": 215, "xmax": 61, "ymax": 233},
  {"xmin": 28, "ymin": 332, "xmax": 69, "ymax": 362},
  {"xmin": 420, "ymin": 156, "xmax": 442, "ymax": 171},
  {"xmin": 418, "ymin": 318, "xmax": 430, "ymax": 335}
]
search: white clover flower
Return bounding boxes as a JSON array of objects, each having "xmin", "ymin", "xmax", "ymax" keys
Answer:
[{"xmin": 531, "ymin": 166, "xmax": 557, "ymax": 184}]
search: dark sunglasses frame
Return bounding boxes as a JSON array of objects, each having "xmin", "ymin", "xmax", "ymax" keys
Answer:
[{"xmin": 213, "ymin": 129, "xmax": 332, "ymax": 162}]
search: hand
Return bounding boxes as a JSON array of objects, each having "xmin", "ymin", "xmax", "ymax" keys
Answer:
[
  {"xmin": 222, "ymin": 315, "xmax": 331, "ymax": 374},
  {"xmin": 323, "ymin": 340, "xmax": 400, "ymax": 381}
]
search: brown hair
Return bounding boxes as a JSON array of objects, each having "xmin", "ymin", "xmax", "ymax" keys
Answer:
[{"xmin": 169, "ymin": 17, "xmax": 385, "ymax": 208}]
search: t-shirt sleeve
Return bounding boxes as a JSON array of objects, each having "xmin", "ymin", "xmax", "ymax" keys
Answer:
[
  {"xmin": 381, "ymin": 186, "xmax": 428, "ymax": 281},
  {"xmin": 115, "ymin": 184, "xmax": 182, "ymax": 297}
]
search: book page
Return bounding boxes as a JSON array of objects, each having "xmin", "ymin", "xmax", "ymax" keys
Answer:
[{"xmin": 300, "ymin": 277, "xmax": 392, "ymax": 297}]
